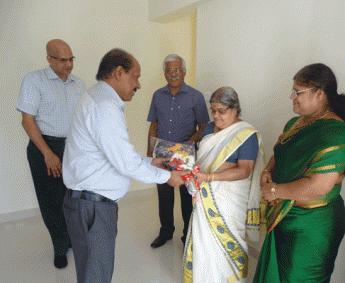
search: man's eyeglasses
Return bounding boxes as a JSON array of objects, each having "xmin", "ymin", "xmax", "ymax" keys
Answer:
[
  {"xmin": 49, "ymin": 55, "xmax": 75, "ymax": 63},
  {"xmin": 291, "ymin": 87, "xmax": 315, "ymax": 98},
  {"xmin": 210, "ymin": 107, "xmax": 230, "ymax": 115},
  {"xmin": 165, "ymin": 68, "xmax": 183, "ymax": 74}
]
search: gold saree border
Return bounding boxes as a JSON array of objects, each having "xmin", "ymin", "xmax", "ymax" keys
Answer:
[
  {"xmin": 227, "ymin": 271, "xmax": 246, "ymax": 283},
  {"xmin": 304, "ymin": 145, "xmax": 345, "ymax": 176},
  {"xmin": 294, "ymin": 199, "xmax": 329, "ymax": 208},
  {"xmin": 267, "ymin": 200, "xmax": 295, "ymax": 234},
  {"xmin": 183, "ymin": 218, "xmax": 194, "ymax": 283},
  {"xmin": 247, "ymin": 209, "xmax": 261, "ymax": 227},
  {"xmin": 202, "ymin": 182, "xmax": 248, "ymax": 279},
  {"xmin": 206, "ymin": 128, "xmax": 257, "ymax": 174},
  {"xmin": 266, "ymin": 144, "xmax": 345, "ymax": 233}
]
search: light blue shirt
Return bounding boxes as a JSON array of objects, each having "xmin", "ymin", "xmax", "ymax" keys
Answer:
[
  {"xmin": 16, "ymin": 66, "xmax": 87, "ymax": 137},
  {"xmin": 62, "ymin": 81, "xmax": 171, "ymax": 201}
]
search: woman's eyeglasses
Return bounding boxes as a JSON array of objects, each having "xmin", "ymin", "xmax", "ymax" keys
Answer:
[
  {"xmin": 291, "ymin": 87, "xmax": 315, "ymax": 98},
  {"xmin": 210, "ymin": 107, "xmax": 230, "ymax": 115}
]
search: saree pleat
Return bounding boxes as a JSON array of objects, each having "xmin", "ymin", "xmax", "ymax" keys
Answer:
[{"xmin": 254, "ymin": 118, "xmax": 345, "ymax": 283}]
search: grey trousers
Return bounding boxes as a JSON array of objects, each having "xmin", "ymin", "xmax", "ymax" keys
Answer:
[{"xmin": 63, "ymin": 191, "xmax": 118, "ymax": 283}]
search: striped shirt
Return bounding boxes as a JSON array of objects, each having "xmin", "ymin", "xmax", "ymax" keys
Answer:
[{"xmin": 16, "ymin": 66, "xmax": 86, "ymax": 137}]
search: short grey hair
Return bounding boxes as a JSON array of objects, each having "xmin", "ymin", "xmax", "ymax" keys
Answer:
[
  {"xmin": 210, "ymin": 87, "xmax": 242, "ymax": 116},
  {"xmin": 163, "ymin": 54, "xmax": 186, "ymax": 72}
]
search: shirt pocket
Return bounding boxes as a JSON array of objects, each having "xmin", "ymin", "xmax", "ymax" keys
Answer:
[{"xmin": 178, "ymin": 105, "xmax": 194, "ymax": 123}]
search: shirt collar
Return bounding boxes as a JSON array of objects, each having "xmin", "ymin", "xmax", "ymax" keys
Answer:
[
  {"xmin": 45, "ymin": 66, "xmax": 75, "ymax": 83},
  {"xmin": 163, "ymin": 82, "xmax": 188, "ymax": 95},
  {"xmin": 99, "ymin": 81, "xmax": 125, "ymax": 111}
]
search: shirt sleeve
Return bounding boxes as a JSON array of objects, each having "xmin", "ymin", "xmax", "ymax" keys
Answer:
[
  {"xmin": 94, "ymin": 101, "xmax": 170, "ymax": 184},
  {"xmin": 226, "ymin": 133, "xmax": 259, "ymax": 162},
  {"xmin": 238, "ymin": 133, "xmax": 259, "ymax": 161},
  {"xmin": 147, "ymin": 93, "xmax": 158, "ymax": 123},
  {"xmin": 194, "ymin": 93, "xmax": 210, "ymax": 125},
  {"xmin": 16, "ymin": 73, "xmax": 41, "ymax": 115}
]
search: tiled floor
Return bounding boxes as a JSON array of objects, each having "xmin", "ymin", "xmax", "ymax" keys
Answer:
[{"xmin": 0, "ymin": 190, "xmax": 258, "ymax": 283}]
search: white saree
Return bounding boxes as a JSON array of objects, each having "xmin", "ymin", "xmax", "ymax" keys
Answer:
[{"xmin": 183, "ymin": 121, "xmax": 265, "ymax": 283}]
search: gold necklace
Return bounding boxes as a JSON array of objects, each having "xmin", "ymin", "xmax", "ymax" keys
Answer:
[{"xmin": 280, "ymin": 111, "xmax": 331, "ymax": 144}]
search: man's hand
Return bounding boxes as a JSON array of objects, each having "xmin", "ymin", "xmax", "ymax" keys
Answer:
[
  {"xmin": 151, "ymin": 158, "xmax": 170, "ymax": 169},
  {"xmin": 167, "ymin": 171, "xmax": 186, "ymax": 187},
  {"xmin": 44, "ymin": 152, "xmax": 62, "ymax": 177}
]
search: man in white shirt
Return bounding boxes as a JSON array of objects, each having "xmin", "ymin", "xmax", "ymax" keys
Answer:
[
  {"xmin": 62, "ymin": 48, "xmax": 185, "ymax": 283},
  {"xmin": 16, "ymin": 39, "xmax": 86, "ymax": 269}
]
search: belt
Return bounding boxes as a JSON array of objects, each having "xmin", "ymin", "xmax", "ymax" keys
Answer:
[
  {"xmin": 42, "ymin": 135, "xmax": 66, "ymax": 142},
  {"xmin": 67, "ymin": 189, "xmax": 115, "ymax": 203}
]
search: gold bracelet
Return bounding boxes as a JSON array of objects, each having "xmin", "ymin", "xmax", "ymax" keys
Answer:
[
  {"xmin": 212, "ymin": 173, "xmax": 215, "ymax": 182},
  {"xmin": 271, "ymin": 183, "xmax": 277, "ymax": 199},
  {"xmin": 207, "ymin": 174, "xmax": 210, "ymax": 182}
]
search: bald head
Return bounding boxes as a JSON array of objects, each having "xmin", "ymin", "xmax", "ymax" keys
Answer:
[
  {"xmin": 46, "ymin": 39, "xmax": 74, "ymax": 81},
  {"xmin": 46, "ymin": 39, "xmax": 71, "ymax": 57}
]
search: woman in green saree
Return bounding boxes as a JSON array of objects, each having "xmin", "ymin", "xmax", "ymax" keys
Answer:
[{"xmin": 254, "ymin": 63, "xmax": 345, "ymax": 282}]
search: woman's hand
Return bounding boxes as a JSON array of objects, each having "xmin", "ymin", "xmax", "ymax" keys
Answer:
[
  {"xmin": 260, "ymin": 171, "xmax": 273, "ymax": 186},
  {"xmin": 261, "ymin": 181, "xmax": 277, "ymax": 202},
  {"xmin": 192, "ymin": 171, "xmax": 209, "ymax": 183}
]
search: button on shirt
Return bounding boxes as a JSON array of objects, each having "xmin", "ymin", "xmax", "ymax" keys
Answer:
[
  {"xmin": 147, "ymin": 83, "xmax": 209, "ymax": 142},
  {"xmin": 63, "ymin": 81, "xmax": 171, "ymax": 201},
  {"xmin": 16, "ymin": 66, "xmax": 87, "ymax": 137}
]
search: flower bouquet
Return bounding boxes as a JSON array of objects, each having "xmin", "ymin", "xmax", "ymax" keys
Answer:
[
  {"xmin": 150, "ymin": 137, "xmax": 201, "ymax": 202},
  {"xmin": 150, "ymin": 137, "xmax": 195, "ymax": 170}
]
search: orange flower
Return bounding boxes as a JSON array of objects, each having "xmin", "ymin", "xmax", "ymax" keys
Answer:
[{"xmin": 168, "ymin": 144, "xmax": 183, "ymax": 152}]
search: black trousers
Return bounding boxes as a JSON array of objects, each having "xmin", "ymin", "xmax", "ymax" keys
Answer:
[
  {"xmin": 27, "ymin": 139, "xmax": 70, "ymax": 256},
  {"xmin": 157, "ymin": 183, "xmax": 193, "ymax": 239}
]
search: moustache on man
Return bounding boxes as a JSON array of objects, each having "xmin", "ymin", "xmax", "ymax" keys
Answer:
[{"xmin": 169, "ymin": 77, "xmax": 179, "ymax": 81}]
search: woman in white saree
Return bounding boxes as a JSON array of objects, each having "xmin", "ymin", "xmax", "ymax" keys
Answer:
[{"xmin": 183, "ymin": 87, "xmax": 265, "ymax": 283}]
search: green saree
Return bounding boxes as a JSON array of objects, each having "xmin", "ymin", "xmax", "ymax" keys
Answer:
[{"xmin": 254, "ymin": 118, "xmax": 345, "ymax": 283}]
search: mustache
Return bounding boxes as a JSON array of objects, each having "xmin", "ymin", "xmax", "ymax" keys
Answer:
[{"xmin": 169, "ymin": 77, "xmax": 179, "ymax": 81}]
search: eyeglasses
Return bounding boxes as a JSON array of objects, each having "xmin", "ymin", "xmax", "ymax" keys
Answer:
[
  {"xmin": 165, "ymin": 68, "xmax": 183, "ymax": 74},
  {"xmin": 291, "ymin": 87, "xmax": 315, "ymax": 98},
  {"xmin": 210, "ymin": 107, "xmax": 230, "ymax": 115},
  {"xmin": 49, "ymin": 55, "xmax": 75, "ymax": 63}
]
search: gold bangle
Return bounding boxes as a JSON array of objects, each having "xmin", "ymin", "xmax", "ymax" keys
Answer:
[
  {"xmin": 207, "ymin": 174, "xmax": 210, "ymax": 182},
  {"xmin": 271, "ymin": 183, "xmax": 277, "ymax": 199},
  {"xmin": 212, "ymin": 173, "xmax": 215, "ymax": 182}
]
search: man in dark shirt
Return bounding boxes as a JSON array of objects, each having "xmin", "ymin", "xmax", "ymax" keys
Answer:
[{"xmin": 147, "ymin": 54, "xmax": 210, "ymax": 248}]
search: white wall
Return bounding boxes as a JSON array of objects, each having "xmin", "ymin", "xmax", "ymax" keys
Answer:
[
  {"xmin": 196, "ymin": 0, "xmax": 345, "ymax": 157},
  {"xmin": 0, "ymin": 0, "xmax": 196, "ymax": 217},
  {"xmin": 148, "ymin": 0, "xmax": 210, "ymax": 23},
  {"xmin": 195, "ymin": 0, "xmax": 345, "ymax": 281}
]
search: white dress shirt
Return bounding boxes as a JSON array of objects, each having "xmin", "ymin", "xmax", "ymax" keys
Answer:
[
  {"xmin": 16, "ymin": 66, "xmax": 87, "ymax": 137},
  {"xmin": 63, "ymin": 81, "xmax": 171, "ymax": 201}
]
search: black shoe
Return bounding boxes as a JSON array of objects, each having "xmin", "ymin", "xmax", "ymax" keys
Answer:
[
  {"xmin": 54, "ymin": 255, "xmax": 68, "ymax": 269},
  {"xmin": 150, "ymin": 235, "xmax": 173, "ymax": 248}
]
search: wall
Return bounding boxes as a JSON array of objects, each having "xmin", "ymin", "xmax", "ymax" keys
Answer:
[
  {"xmin": 0, "ymin": 0, "xmax": 196, "ymax": 217},
  {"xmin": 148, "ymin": 0, "xmax": 210, "ymax": 23},
  {"xmin": 196, "ymin": 0, "xmax": 345, "ymax": 281}
]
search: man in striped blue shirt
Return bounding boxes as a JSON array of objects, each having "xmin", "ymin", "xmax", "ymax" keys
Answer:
[{"xmin": 16, "ymin": 39, "xmax": 86, "ymax": 269}]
